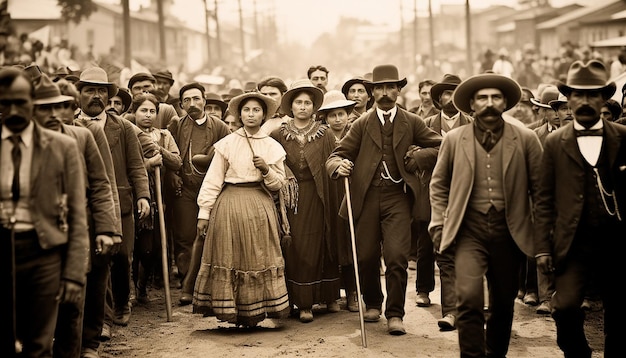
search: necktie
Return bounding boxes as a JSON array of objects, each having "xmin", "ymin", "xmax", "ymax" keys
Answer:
[
  {"xmin": 9, "ymin": 135, "xmax": 21, "ymax": 202},
  {"xmin": 383, "ymin": 113, "xmax": 391, "ymax": 131},
  {"xmin": 575, "ymin": 128, "xmax": 603, "ymax": 137}
]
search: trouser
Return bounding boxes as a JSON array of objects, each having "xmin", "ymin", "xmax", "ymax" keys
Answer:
[
  {"xmin": 54, "ymin": 284, "xmax": 86, "ymax": 358},
  {"xmin": 436, "ymin": 244, "xmax": 457, "ymax": 317},
  {"xmin": 172, "ymin": 188, "xmax": 199, "ymax": 279},
  {"xmin": 355, "ymin": 185, "xmax": 411, "ymax": 319},
  {"xmin": 82, "ymin": 253, "xmax": 111, "ymax": 351},
  {"xmin": 412, "ymin": 220, "xmax": 435, "ymax": 294},
  {"xmin": 110, "ymin": 213, "xmax": 135, "ymax": 313}
]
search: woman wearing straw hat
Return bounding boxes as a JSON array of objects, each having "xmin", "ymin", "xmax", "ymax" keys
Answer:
[
  {"xmin": 270, "ymin": 79, "xmax": 341, "ymax": 323},
  {"xmin": 193, "ymin": 92, "xmax": 290, "ymax": 327}
]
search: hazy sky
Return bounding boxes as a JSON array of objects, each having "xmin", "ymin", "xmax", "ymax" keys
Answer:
[{"xmin": 129, "ymin": 0, "xmax": 590, "ymax": 46}]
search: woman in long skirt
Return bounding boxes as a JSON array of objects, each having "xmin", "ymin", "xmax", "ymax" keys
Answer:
[{"xmin": 193, "ymin": 92, "xmax": 289, "ymax": 327}]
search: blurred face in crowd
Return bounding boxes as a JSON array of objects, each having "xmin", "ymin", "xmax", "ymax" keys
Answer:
[
  {"xmin": 420, "ymin": 84, "xmax": 433, "ymax": 107},
  {"xmin": 181, "ymin": 88, "xmax": 206, "ymax": 120},
  {"xmin": 259, "ymin": 85, "xmax": 283, "ymax": 112},
  {"xmin": 224, "ymin": 114, "xmax": 242, "ymax": 133},
  {"xmin": 106, "ymin": 95, "xmax": 124, "ymax": 115},
  {"xmin": 80, "ymin": 85, "xmax": 108, "ymax": 117},
  {"xmin": 510, "ymin": 102, "xmax": 535, "ymax": 125},
  {"xmin": 325, "ymin": 108, "xmax": 349, "ymax": 134},
  {"xmin": 439, "ymin": 89, "xmax": 457, "ymax": 114},
  {"xmin": 309, "ymin": 70, "xmax": 328, "ymax": 91},
  {"xmin": 155, "ymin": 78, "xmax": 172, "ymax": 100},
  {"xmin": 291, "ymin": 92, "xmax": 315, "ymax": 121},
  {"xmin": 240, "ymin": 98, "xmax": 265, "ymax": 131},
  {"xmin": 347, "ymin": 83, "xmax": 369, "ymax": 111},
  {"xmin": 131, "ymin": 80, "xmax": 155, "ymax": 97},
  {"xmin": 470, "ymin": 88, "xmax": 506, "ymax": 125},
  {"xmin": 539, "ymin": 107, "xmax": 559, "ymax": 127},
  {"xmin": 600, "ymin": 105, "xmax": 613, "ymax": 121},
  {"xmin": 373, "ymin": 83, "xmax": 399, "ymax": 112},
  {"xmin": 555, "ymin": 102, "xmax": 573, "ymax": 127},
  {"xmin": 135, "ymin": 100, "xmax": 157, "ymax": 130},
  {"xmin": 568, "ymin": 89, "xmax": 603, "ymax": 126},
  {"xmin": 33, "ymin": 101, "xmax": 72, "ymax": 131},
  {"xmin": 205, "ymin": 103, "xmax": 223, "ymax": 119},
  {"xmin": 0, "ymin": 75, "xmax": 33, "ymax": 132}
]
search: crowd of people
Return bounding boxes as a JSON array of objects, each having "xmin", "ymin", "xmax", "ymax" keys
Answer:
[{"xmin": 1, "ymin": 52, "xmax": 625, "ymax": 358}]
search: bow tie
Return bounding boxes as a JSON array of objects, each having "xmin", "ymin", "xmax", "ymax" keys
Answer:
[{"xmin": 575, "ymin": 128, "xmax": 603, "ymax": 137}]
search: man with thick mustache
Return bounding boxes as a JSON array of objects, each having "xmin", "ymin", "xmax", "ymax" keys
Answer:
[
  {"xmin": 0, "ymin": 67, "xmax": 89, "ymax": 357},
  {"xmin": 326, "ymin": 64, "xmax": 442, "ymax": 335},
  {"xmin": 75, "ymin": 66, "xmax": 150, "ymax": 357},
  {"xmin": 534, "ymin": 60, "xmax": 626, "ymax": 358},
  {"xmin": 166, "ymin": 82, "xmax": 230, "ymax": 305},
  {"xmin": 429, "ymin": 73, "xmax": 543, "ymax": 357}
]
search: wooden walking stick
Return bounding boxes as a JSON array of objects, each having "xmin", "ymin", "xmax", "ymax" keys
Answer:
[
  {"xmin": 344, "ymin": 177, "xmax": 367, "ymax": 348},
  {"xmin": 154, "ymin": 166, "xmax": 173, "ymax": 321}
]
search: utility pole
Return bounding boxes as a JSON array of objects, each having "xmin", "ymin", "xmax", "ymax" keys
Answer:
[
  {"xmin": 204, "ymin": 0, "xmax": 212, "ymax": 65},
  {"xmin": 428, "ymin": 0, "xmax": 434, "ymax": 62},
  {"xmin": 413, "ymin": 0, "xmax": 418, "ymax": 72},
  {"xmin": 156, "ymin": 0, "xmax": 166, "ymax": 62},
  {"xmin": 465, "ymin": 0, "xmax": 472, "ymax": 76},
  {"xmin": 237, "ymin": 0, "xmax": 246, "ymax": 65},
  {"xmin": 214, "ymin": 0, "xmax": 221, "ymax": 61},
  {"xmin": 399, "ymin": 0, "xmax": 404, "ymax": 71},
  {"xmin": 122, "ymin": 0, "xmax": 131, "ymax": 67},
  {"xmin": 253, "ymin": 0, "xmax": 260, "ymax": 49}
]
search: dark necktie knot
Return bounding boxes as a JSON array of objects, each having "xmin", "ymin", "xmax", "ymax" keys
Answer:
[
  {"xmin": 10, "ymin": 134, "xmax": 21, "ymax": 146},
  {"xmin": 382, "ymin": 113, "xmax": 391, "ymax": 130},
  {"xmin": 482, "ymin": 129, "xmax": 497, "ymax": 147},
  {"xmin": 575, "ymin": 128, "xmax": 603, "ymax": 137}
]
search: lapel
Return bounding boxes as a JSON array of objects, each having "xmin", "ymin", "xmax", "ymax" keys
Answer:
[
  {"xmin": 104, "ymin": 113, "xmax": 121, "ymax": 150},
  {"xmin": 30, "ymin": 123, "xmax": 50, "ymax": 192},
  {"xmin": 460, "ymin": 124, "xmax": 476, "ymax": 174},
  {"xmin": 431, "ymin": 113, "xmax": 443, "ymax": 134},
  {"xmin": 392, "ymin": 109, "xmax": 408, "ymax": 149},
  {"xmin": 501, "ymin": 123, "xmax": 517, "ymax": 176},
  {"xmin": 365, "ymin": 111, "xmax": 383, "ymax": 149},
  {"xmin": 560, "ymin": 123, "xmax": 584, "ymax": 169}
]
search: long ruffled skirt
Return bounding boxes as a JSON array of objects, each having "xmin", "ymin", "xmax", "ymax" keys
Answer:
[{"xmin": 192, "ymin": 184, "xmax": 290, "ymax": 327}]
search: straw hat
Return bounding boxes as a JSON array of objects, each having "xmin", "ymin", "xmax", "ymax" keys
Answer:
[
  {"xmin": 75, "ymin": 67, "xmax": 118, "ymax": 98},
  {"xmin": 227, "ymin": 92, "xmax": 278, "ymax": 122},
  {"xmin": 280, "ymin": 79, "xmax": 324, "ymax": 117},
  {"xmin": 318, "ymin": 90, "xmax": 356, "ymax": 113}
]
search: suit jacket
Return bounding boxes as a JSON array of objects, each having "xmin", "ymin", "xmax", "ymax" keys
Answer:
[
  {"xmin": 326, "ymin": 106, "xmax": 442, "ymax": 220},
  {"xmin": 533, "ymin": 122, "xmax": 552, "ymax": 146},
  {"xmin": 103, "ymin": 113, "xmax": 150, "ymax": 216},
  {"xmin": 63, "ymin": 124, "xmax": 117, "ymax": 237},
  {"xmin": 27, "ymin": 123, "xmax": 89, "ymax": 285},
  {"xmin": 429, "ymin": 121, "xmax": 543, "ymax": 256},
  {"xmin": 534, "ymin": 120, "xmax": 626, "ymax": 269}
]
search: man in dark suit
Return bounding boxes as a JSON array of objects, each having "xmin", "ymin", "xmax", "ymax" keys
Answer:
[
  {"xmin": 326, "ymin": 64, "xmax": 442, "ymax": 335},
  {"xmin": 535, "ymin": 60, "xmax": 626, "ymax": 358},
  {"xmin": 0, "ymin": 67, "xmax": 89, "ymax": 357},
  {"xmin": 75, "ymin": 66, "xmax": 150, "ymax": 357},
  {"xmin": 429, "ymin": 73, "xmax": 543, "ymax": 357}
]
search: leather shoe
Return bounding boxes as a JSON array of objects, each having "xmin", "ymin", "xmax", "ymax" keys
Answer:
[
  {"xmin": 346, "ymin": 291, "xmax": 359, "ymax": 312},
  {"xmin": 179, "ymin": 293, "xmax": 192, "ymax": 306},
  {"xmin": 99, "ymin": 323, "xmax": 111, "ymax": 341},
  {"xmin": 387, "ymin": 317, "xmax": 406, "ymax": 335},
  {"xmin": 363, "ymin": 308, "xmax": 381, "ymax": 322},
  {"xmin": 437, "ymin": 314, "xmax": 456, "ymax": 331},
  {"xmin": 536, "ymin": 300, "xmax": 551, "ymax": 315},
  {"xmin": 416, "ymin": 292, "xmax": 431, "ymax": 307},
  {"xmin": 327, "ymin": 301, "xmax": 340, "ymax": 313},
  {"xmin": 523, "ymin": 292, "xmax": 538, "ymax": 306},
  {"xmin": 81, "ymin": 347, "xmax": 100, "ymax": 358},
  {"xmin": 299, "ymin": 309, "xmax": 313, "ymax": 323},
  {"xmin": 113, "ymin": 305, "xmax": 131, "ymax": 326}
]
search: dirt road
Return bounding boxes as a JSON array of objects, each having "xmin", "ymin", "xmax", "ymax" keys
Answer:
[{"xmin": 101, "ymin": 268, "xmax": 605, "ymax": 358}]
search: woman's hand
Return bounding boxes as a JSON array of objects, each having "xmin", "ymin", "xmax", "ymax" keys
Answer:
[{"xmin": 253, "ymin": 155, "xmax": 269, "ymax": 175}]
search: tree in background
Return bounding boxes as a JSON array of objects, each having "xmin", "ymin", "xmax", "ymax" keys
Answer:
[{"xmin": 58, "ymin": 0, "xmax": 96, "ymax": 24}]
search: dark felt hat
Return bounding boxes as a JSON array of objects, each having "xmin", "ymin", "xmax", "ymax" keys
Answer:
[
  {"xmin": 341, "ymin": 76, "xmax": 371, "ymax": 97},
  {"xmin": 128, "ymin": 72, "xmax": 156, "ymax": 90},
  {"xmin": 152, "ymin": 70, "xmax": 175, "ymax": 85},
  {"xmin": 33, "ymin": 74, "xmax": 75, "ymax": 105},
  {"xmin": 114, "ymin": 87, "xmax": 132, "ymax": 113},
  {"xmin": 205, "ymin": 92, "xmax": 227, "ymax": 113},
  {"xmin": 557, "ymin": 60, "xmax": 615, "ymax": 99},
  {"xmin": 431, "ymin": 74, "xmax": 462, "ymax": 109},
  {"xmin": 364, "ymin": 64, "xmax": 407, "ymax": 89},
  {"xmin": 222, "ymin": 87, "xmax": 244, "ymax": 103},
  {"xmin": 452, "ymin": 73, "xmax": 521, "ymax": 114}
]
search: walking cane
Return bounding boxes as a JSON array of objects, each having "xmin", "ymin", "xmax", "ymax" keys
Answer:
[
  {"xmin": 154, "ymin": 166, "xmax": 173, "ymax": 321},
  {"xmin": 344, "ymin": 177, "xmax": 367, "ymax": 348}
]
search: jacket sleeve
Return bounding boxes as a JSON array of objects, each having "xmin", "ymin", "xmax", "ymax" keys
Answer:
[
  {"xmin": 161, "ymin": 130, "xmax": 182, "ymax": 171},
  {"xmin": 122, "ymin": 120, "xmax": 151, "ymax": 201}
]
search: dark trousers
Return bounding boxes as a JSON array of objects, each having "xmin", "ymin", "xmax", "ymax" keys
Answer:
[
  {"xmin": 412, "ymin": 220, "xmax": 435, "ymax": 294},
  {"xmin": 455, "ymin": 207, "xmax": 523, "ymax": 358},
  {"xmin": 1, "ymin": 229, "xmax": 62, "ymax": 358},
  {"xmin": 552, "ymin": 222, "xmax": 623, "ymax": 358},
  {"xmin": 82, "ymin": 253, "xmax": 111, "ymax": 351},
  {"xmin": 54, "ymin": 284, "xmax": 86, "ymax": 358},
  {"xmin": 110, "ymin": 213, "xmax": 134, "ymax": 312},
  {"xmin": 172, "ymin": 188, "xmax": 199, "ymax": 278},
  {"xmin": 355, "ymin": 185, "xmax": 411, "ymax": 319},
  {"xmin": 436, "ymin": 244, "xmax": 457, "ymax": 317}
]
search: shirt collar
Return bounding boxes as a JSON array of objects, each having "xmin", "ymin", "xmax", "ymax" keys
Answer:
[
  {"xmin": 376, "ymin": 106, "xmax": 397, "ymax": 121},
  {"xmin": 441, "ymin": 111, "xmax": 459, "ymax": 122},
  {"xmin": 2, "ymin": 121, "xmax": 34, "ymax": 148},
  {"xmin": 79, "ymin": 110, "xmax": 106, "ymax": 121},
  {"xmin": 573, "ymin": 119, "xmax": 603, "ymax": 131},
  {"xmin": 195, "ymin": 114, "xmax": 208, "ymax": 125}
]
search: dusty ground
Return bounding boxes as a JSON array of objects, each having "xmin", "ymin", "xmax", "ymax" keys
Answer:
[{"xmin": 101, "ymin": 268, "xmax": 605, "ymax": 358}]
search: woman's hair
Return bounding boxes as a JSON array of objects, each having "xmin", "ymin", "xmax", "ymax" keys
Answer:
[
  {"xmin": 238, "ymin": 97, "xmax": 267, "ymax": 123},
  {"xmin": 132, "ymin": 93, "xmax": 160, "ymax": 114}
]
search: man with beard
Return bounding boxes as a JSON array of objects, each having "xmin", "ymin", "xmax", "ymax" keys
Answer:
[
  {"xmin": 413, "ymin": 73, "xmax": 473, "ymax": 331},
  {"xmin": 326, "ymin": 64, "xmax": 442, "ymax": 335},
  {"xmin": 106, "ymin": 87, "xmax": 131, "ymax": 116},
  {"xmin": 75, "ymin": 67, "xmax": 150, "ymax": 357},
  {"xmin": 31, "ymin": 73, "xmax": 120, "ymax": 358},
  {"xmin": 429, "ymin": 73, "xmax": 543, "ymax": 357},
  {"xmin": 307, "ymin": 65, "xmax": 329, "ymax": 93},
  {"xmin": 166, "ymin": 82, "xmax": 230, "ymax": 305},
  {"xmin": 415, "ymin": 79, "xmax": 439, "ymax": 119},
  {"xmin": 125, "ymin": 72, "xmax": 179, "ymax": 129},
  {"xmin": 0, "ymin": 67, "xmax": 89, "ymax": 357},
  {"xmin": 341, "ymin": 76, "xmax": 372, "ymax": 124},
  {"xmin": 535, "ymin": 60, "xmax": 626, "ymax": 358}
]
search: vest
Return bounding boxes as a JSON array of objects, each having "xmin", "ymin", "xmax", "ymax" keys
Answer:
[
  {"xmin": 580, "ymin": 152, "xmax": 616, "ymax": 227},
  {"xmin": 371, "ymin": 118, "xmax": 402, "ymax": 187},
  {"xmin": 469, "ymin": 138, "xmax": 505, "ymax": 213}
]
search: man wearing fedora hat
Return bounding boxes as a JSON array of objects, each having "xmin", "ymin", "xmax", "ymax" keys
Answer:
[
  {"xmin": 327, "ymin": 64, "xmax": 442, "ymax": 335},
  {"xmin": 167, "ymin": 81, "xmax": 230, "ymax": 305},
  {"xmin": 534, "ymin": 60, "xmax": 626, "ymax": 358},
  {"xmin": 429, "ymin": 72, "xmax": 543, "ymax": 356},
  {"xmin": 341, "ymin": 76, "xmax": 372, "ymax": 124},
  {"xmin": 0, "ymin": 67, "xmax": 89, "ymax": 357},
  {"xmin": 74, "ymin": 66, "xmax": 150, "ymax": 355},
  {"xmin": 412, "ymin": 73, "xmax": 473, "ymax": 331},
  {"xmin": 153, "ymin": 69, "xmax": 182, "ymax": 117},
  {"xmin": 106, "ymin": 87, "xmax": 132, "ymax": 117},
  {"xmin": 31, "ymin": 73, "xmax": 120, "ymax": 358}
]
